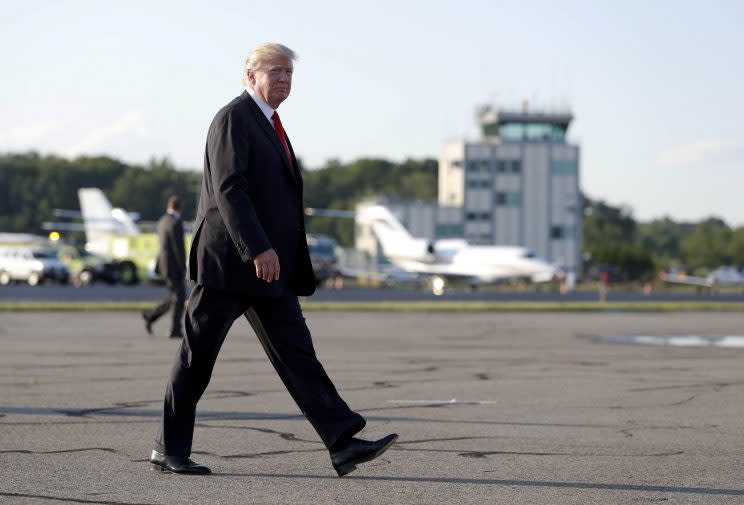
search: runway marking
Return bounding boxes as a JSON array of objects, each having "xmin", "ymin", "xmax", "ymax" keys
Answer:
[
  {"xmin": 597, "ymin": 334, "xmax": 744, "ymax": 348},
  {"xmin": 387, "ymin": 398, "xmax": 499, "ymax": 405}
]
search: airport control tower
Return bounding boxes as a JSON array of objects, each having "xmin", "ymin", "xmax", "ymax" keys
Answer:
[{"xmin": 438, "ymin": 104, "xmax": 581, "ymax": 273}]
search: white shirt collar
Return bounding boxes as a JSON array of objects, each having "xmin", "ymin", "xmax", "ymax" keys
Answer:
[
  {"xmin": 167, "ymin": 209, "xmax": 181, "ymax": 220},
  {"xmin": 246, "ymin": 87, "xmax": 275, "ymax": 127}
]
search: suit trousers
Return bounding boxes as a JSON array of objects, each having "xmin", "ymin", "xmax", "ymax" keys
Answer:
[
  {"xmin": 155, "ymin": 283, "xmax": 366, "ymax": 457},
  {"xmin": 145, "ymin": 277, "xmax": 185, "ymax": 336}
]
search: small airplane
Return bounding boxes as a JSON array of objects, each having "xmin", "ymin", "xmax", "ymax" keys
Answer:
[
  {"xmin": 307, "ymin": 204, "xmax": 561, "ymax": 294},
  {"xmin": 660, "ymin": 266, "xmax": 744, "ymax": 289}
]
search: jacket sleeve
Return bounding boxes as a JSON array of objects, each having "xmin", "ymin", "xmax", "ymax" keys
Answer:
[
  {"xmin": 207, "ymin": 109, "xmax": 272, "ymax": 262},
  {"xmin": 173, "ymin": 219, "xmax": 186, "ymax": 274}
]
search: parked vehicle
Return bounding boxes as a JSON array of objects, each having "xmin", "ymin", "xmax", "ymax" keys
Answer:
[
  {"xmin": 56, "ymin": 245, "xmax": 123, "ymax": 286},
  {"xmin": 306, "ymin": 234, "xmax": 340, "ymax": 286},
  {"xmin": 0, "ymin": 248, "xmax": 70, "ymax": 286}
]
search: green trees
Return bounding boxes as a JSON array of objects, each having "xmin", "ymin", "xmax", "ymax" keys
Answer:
[
  {"xmin": 680, "ymin": 218, "xmax": 734, "ymax": 269},
  {"xmin": 0, "ymin": 153, "xmax": 200, "ymax": 235},
  {"xmin": 582, "ymin": 197, "xmax": 656, "ymax": 280},
  {"xmin": 584, "ymin": 198, "xmax": 742, "ymax": 280}
]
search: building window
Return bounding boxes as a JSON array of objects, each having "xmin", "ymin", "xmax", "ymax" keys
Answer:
[
  {"xmin": 551, "ymin": 225, "xmax": 576, "ymax": 239},
  {"xmin": 466, "ymin": 212, "xmax": 491, "ymax": 221},
  {"xmin": 495, "ymin": 192, "xmax": 521, "ymax": 206},
  {"xmin": 467, "ymin": 179, "xmax": 491, "ymax": 188},
  {"xmin": 496, "ymin": 159, "xmax": 521, "ymax": 174},
  {"xmin": 451, "ymin": 160, "xmax": 463, "ymax": 168},
  {"xmin": 436, "ymin": 224, "xmax": 464, "ymax": 238},
  {"xmin": 551, "ymin": 160, "xmax": 577, "ymax": 175}
]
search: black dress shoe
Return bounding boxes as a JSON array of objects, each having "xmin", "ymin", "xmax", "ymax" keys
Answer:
[
  {"xmin": 330, "ymin": 433, "xmax": 398, "ymax": 477},
  {"xmin": 149, "ymin": 450, "xmax": 211, "ymax": 474},
  {"xmin": 141, "ymin": 312, "xmax": 153, "ymax": 335}
]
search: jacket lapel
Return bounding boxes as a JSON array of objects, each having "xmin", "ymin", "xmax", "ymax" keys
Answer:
[
  {"xmin": 285, "ymin": 135, "xmax": 303, "ymax": 190},
  {"xmin": 240, "ymin": 91, "xmax": 298, "ymax": 186}
]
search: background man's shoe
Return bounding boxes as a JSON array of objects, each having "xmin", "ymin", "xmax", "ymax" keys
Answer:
[
  {"xmin": 149, "ymin": 450, "xmax": 211, "ymax": 474},
  {"xmin": 330, "ymin": 433, "xmax": 398, "ymax": 477},
  {"xmin": 141, "ymin": 313, "xmax": 153, "ymax": 335}
]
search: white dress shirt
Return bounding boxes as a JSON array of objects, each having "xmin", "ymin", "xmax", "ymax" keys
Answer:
[{"xmin": 246, "ymin": 87, "xmax": 276, "ymax": 128}]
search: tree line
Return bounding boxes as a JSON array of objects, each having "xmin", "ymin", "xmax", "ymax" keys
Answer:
[{"xmin": 1, "ymin": 151, "xmax": 739, "ymax": 280}]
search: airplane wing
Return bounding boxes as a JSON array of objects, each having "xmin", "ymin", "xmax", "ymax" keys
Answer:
[
  {"xmin": 41, "ymin": 222, "xmax": 87, "ymax": 231},
  {"xmin": 340, "ymin": 265, "xmax": 422, "ymax": 285},
  {"xmin": 658, "ymin": 271, "xmax": 711, "ymax": 287}
]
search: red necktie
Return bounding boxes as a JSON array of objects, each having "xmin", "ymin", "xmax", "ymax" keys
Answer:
[{"xmin": 272, "ymin": 111, "xmax": 292, "ymax": 163}]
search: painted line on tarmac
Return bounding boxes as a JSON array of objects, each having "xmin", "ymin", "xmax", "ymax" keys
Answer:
[
  {"xmin": 388, "ymin": 399, "xmax": 499, "ymax": 405},
  {"xmin": 597, "ymin": 334, "xmax": 744, "ymax": 348}
]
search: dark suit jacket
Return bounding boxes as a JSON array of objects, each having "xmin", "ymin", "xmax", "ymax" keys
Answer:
[
  {"xmin": 188, "ymin": 91, "xmax": 316, "ymax": 297},
  {"xmin": 156, "ymin": 212, "xmax": 186, "ymax": 283}
]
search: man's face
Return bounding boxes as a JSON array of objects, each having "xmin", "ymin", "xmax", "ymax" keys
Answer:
[{"xmin": 248, "ymin": 55, "xmax": 293, "ymax": 109}]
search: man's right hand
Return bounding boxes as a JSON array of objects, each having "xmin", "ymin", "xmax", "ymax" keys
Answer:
[{"xmin": 253, "ymin": 248, "xmax": 280, "ymax": 282}]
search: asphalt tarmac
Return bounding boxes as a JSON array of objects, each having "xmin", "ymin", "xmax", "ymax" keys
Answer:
[
  {"xmin": 2, "ymin": 283, "xmax": 743, "ymax": 303},
  {"xmin": 1, "ymin": 311, "xmax": 744, "ymax": 504}
]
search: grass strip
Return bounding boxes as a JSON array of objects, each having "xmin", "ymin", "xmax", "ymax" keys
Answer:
[{"xmin": 2, "ymin": 300, "xmax": 744, "ymax": 312}]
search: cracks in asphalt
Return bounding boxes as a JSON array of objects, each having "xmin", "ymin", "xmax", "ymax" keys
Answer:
[
  {"xmin": 196, "ymin": 448, "xmax": 321, "ymax": 460},
  {"xmin": 0, "ymin": 492, "xmax": 157, "ymax": 505},
  {"xmin": 669, "ymin": 394, "xmax": 697, "ymax": 406},
  {"xmin": 62, "ymin": 400, "xmax": 154, "ymax": 417},
  {"xmin": 400, "ymin": 436, "xmax": 499, "ymax": 444},
  {"xmin": 629, "ymin": 380, "xmax": 744, "ymax": 393},
  {"xmin": 195, "ymin": 423, "xmax": 317, "ymax": 444},
  {"xmin": 5, "ymin": 360, "xmax": 171, "ymax": 370},
  {"xmin": 54, "ymin": 390, "xmax": 258, "ymax": 417},
  {"xmin": 0, "ymin": 419, "xmax": 157, "ymax": 426},
  {"xmin": 0, "ymin": 447, "xmax": 121, "ymax": 455},
  {"xmin": 388, "ymin": 365, "xmax": 440, "ymax": 374},
  {"xmin": 394, "ymin": 447, "xmax": 684, "ymax": 459}
]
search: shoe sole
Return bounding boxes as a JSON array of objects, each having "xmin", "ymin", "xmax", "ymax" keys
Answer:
[
  {"xmin": 334, "ymin": 434, "xmax": 399, "ymax": 477},
  {"xmin": 150, "ymin": 462, "xmax": 211, "ymax": 475}
]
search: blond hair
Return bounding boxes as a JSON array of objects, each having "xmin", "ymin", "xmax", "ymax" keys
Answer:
[{"xmin": 243, "ymin": 42, "xmax": 297, "ymax": 87}]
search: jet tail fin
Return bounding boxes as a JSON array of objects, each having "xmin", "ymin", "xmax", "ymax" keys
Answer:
[{"xmin": 78, "ymin": 188, "xmax": 140, "ymax": 254}]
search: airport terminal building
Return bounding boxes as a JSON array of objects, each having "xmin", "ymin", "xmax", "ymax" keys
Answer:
[{"xmin": 356, "ymin": 105, "xmax": 582, "ymax": 274}]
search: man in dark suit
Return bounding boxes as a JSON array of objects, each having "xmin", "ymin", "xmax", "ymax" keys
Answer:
[
  {"xmin": 142, "ymin": 195, "xmax": 186, "ymax": 338},
  {"xmin": 149, "ymin": 43, "xmax": 397, "ymax": 477}
]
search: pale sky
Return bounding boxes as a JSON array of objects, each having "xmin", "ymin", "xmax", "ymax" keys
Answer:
[{"xmin": 2, "ymin": 1, "xmax": 743, "ymax": 225}]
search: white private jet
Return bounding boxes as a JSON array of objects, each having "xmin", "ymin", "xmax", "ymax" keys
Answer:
[{"xmin": 308, "ymin": 204, "xmax": 560, "ymax": 294}]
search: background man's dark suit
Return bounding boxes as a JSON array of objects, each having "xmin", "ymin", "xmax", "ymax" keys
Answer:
[
  {"xmin": 154, "ymin": 91, "xmax": 365, "ymax": 459},
  {"xmin": 143, "ymin": 205, "xmax": 186, "ymax": 337}
]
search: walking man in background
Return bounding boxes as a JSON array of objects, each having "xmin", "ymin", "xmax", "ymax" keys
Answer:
[
  {"xmin": 142, "ymin": 195, "xmax": 186, "ymax": 338},
  {"xmin": 149, "ymin": 42, "xmax": 397, "ymax": 476}
]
